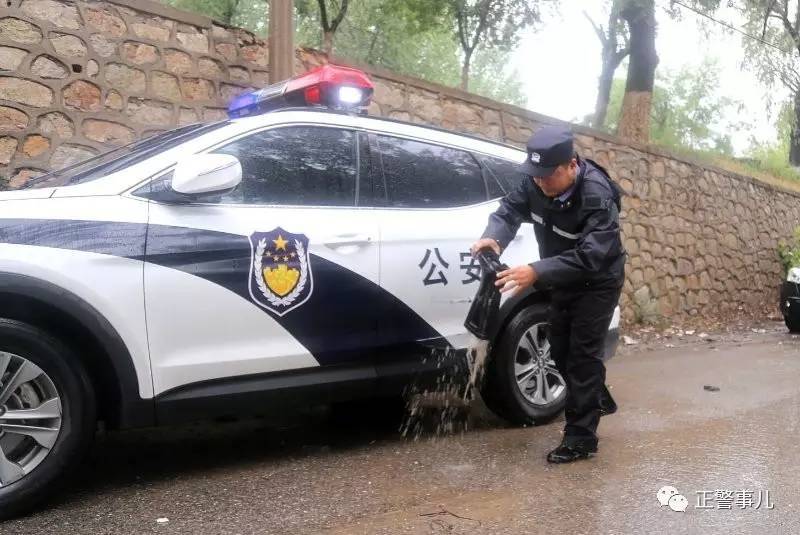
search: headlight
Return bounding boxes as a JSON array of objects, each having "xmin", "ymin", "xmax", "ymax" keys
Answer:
[{"xmin": 788, "ymin": 267, "xmax": 800, "ymax": 284}]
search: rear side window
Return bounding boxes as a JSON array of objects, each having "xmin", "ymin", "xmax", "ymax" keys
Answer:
[
  {"xmin": 213, "ymin": 126, "xmax": 358, "ymax": 206},
  {"xmin": 482, "ymin": 156, "xmax": 526, "ymax": 197},
  {"xmin": 374, "ymin": 135, "xmax": 486, "ymax": 208}
]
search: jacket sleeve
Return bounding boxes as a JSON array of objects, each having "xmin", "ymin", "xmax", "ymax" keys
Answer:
[
  {"xmin": 480, "ymin": 179, "xmax": 532, "ymax": 250},
  {"xmin": 531, "ymin": 196, "xmax": 622, "ymax": 286}
]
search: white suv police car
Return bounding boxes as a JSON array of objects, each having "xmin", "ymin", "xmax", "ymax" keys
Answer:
[{"xmin": 0, "ymin": 66, "xmax": 619, "ymax": 516}]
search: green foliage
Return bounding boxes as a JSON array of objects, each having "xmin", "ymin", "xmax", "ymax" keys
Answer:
[
  {"xmin": 163, "ymin": 0, "xmax": 268, "ymax": 35},
  {"xmin": 745, "ymin": 101, "xmax": 800, "ymax": 183},
  {"xmin": 604, "ymin": 58, "xmax": 741, "ymax": 155},
  {"xmin": 778, "ymin": 226, "xmax": 800, "ymax": 275},
  {"xmin": 295, "ymin": 0, "xmax": 528, "ymax": 106}
]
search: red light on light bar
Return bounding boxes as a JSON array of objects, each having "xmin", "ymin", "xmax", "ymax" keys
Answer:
[{"xmin": 286, "ymin": 64, "xmax": 373, "ymax": 109}]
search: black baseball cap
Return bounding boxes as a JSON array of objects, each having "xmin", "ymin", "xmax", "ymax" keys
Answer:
[{"xmin": 519, "ymin": 125, "xmax": 575, "ymax": 177}]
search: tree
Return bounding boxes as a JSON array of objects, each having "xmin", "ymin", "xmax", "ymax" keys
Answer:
[
  {"xmin": 585, "ymin": 1, "xmax": 630, "ymax": 128},
  {"xmin": 163, "ymin": 0, "xmax": 268, "ymax": 35},
  {"xmin": 295, "ymin": 0, "xmax": 528, "ymax": 106},
  {"xmin": 296, "ymin": 0, "xmax": 350, "ymax": 54},
  {"xmin": 605, "ymin": 59, "xmax": 742, "ymax": 155},
  {"xmin": 739, "ymin": 0, "xmax": 800, "ymax": 166},
  {"xmin": 616, "ymin": 0, "xmax": 659, "ymax": 142},
  {"xmin": 448, "ymin": 0, "xmax": 542, "ymax": 91}
]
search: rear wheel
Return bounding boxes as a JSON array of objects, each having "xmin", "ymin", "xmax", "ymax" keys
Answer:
[
  {"xmin": 786, "ymin": 315, "xmax": 800, "ymax": 333},
  {"xmin": 480, "ymin": 304, "xmax": 566, "ymax": 426},
  {"xmin": 0, "ymin": 319, "xmax": 96, "ymax": 520}
]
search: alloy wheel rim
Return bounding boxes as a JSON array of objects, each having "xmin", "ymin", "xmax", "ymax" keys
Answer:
[
  {"xmin": 514, "ymin": 323, "xmax": 566, "ymax": 406},
  {"xmin": 0, "ymin": 351, "xmax": 62, "ymax": 487}
]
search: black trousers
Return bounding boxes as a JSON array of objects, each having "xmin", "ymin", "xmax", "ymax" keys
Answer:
[{"xmin": 548, "ymin": 284, "xmax": 621, "ymax": 451}]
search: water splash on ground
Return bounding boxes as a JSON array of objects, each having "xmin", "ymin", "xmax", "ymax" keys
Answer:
[{"xmin": 400, "ymin": 336, "xmax": 496, "ymax": 440}]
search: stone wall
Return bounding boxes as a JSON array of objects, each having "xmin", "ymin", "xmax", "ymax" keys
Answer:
[
  {"xmin": 0, "ymin": 0, "xmax": 270, "ymax": 187},
  {"xmin": 2, "ymin": 0, "xmax": 799, "ymax": 324}
]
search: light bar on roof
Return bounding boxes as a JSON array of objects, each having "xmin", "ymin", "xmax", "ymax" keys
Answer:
[{"xmin": 227, "ymin": 64, "xmax": 374, "ymax": 118}]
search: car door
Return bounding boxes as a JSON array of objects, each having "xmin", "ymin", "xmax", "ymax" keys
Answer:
[
  {"xmin": 368, "ymin": 133, "xmax": 493, "ymax": 359},
  {"xmin": 143, "ymin": 124, "xmax": 381, "ymax": 399}
]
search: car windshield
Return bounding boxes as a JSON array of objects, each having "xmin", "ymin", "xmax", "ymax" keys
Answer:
[{"xmin": 23, "ymin": 121, "xmax": 231, "ymax": 190}]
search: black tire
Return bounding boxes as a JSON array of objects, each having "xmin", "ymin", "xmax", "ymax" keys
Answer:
[
  {"xmin": 480, "ymin": 304, "xmax": 566, "ymax": 426},
  {"xmin": 787, "ymin": 315, "xmax": 800, "ymax": 333},
  {"xmin": 0, "ymin": 319, "xmax": 96, "ymax": 520}
]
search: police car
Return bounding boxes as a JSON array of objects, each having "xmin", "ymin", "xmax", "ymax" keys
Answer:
[{"xmin": 0, "ymin": 65, "xmax": 619, "ymax": 516}]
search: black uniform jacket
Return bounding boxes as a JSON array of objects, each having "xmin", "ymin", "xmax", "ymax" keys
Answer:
[{"xmin": 482, "ymin": 156, "xmax": 626, "ymax": 290}]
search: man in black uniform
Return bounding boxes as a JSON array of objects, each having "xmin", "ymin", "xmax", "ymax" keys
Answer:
[{"xmin": 471, "ymin": 125, "xmax": 625, "ymax": 463}]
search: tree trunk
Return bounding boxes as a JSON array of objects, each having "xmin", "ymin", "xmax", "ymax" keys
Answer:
[
  {"xmin": 461, "ymin": 50, "xmax": 473, "ymax": 91},
  {"xmin": 791, "ymin": 90, "xmax": 800, "ymax": 167},
  {"xmin": 322, "ymin": 30, "xmax": 334, "ymax": 55},
  {"xmin": 594, "ymin": 63, "xmax": 616, "ymax": 128},
  {"xmin": 617, "ymin": 0, "xmax": 658, "ymax": 142}
]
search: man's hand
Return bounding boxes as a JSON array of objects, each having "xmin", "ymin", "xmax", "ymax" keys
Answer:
[
  {"xmin": 471, "ymin": 238, "xmax": 501, "ymax": 256},
  {"xmin": 495, "ymin": 265, "xmax": 538, "ymax": 295}
]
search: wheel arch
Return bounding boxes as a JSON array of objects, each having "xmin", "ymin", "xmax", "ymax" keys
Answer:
[{"xmin": 0, "ymin": 273, "xmax": 154, "ymax": 429}]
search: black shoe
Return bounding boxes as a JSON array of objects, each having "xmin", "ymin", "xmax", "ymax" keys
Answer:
[
  {"xmin": 599, "ymin": 386, "xmax": 618, "ymax": 416},
  {"xmin": 546, "ymin": 444, "xmax": 595, "ymax": 464}
]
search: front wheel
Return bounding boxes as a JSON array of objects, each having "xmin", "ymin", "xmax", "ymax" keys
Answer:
[
  {"xmin": 480, "ymin": 304, "xmax": 566, "ymax": 426},
  {"xmin": 786, "ymin": 315, "xmax": 800, "ymax": 333},
  {"xmin": 0, "ymin": 319, "xmax": 96, "ymax": 520}
]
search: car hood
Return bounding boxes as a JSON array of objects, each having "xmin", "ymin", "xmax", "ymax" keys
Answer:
[{"xmin": 0, "ymin": 188, "xmax": 57, "ymax": 201}]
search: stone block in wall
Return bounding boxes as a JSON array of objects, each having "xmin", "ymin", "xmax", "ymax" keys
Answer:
[
  {"xmin": 177, "ymin": 28, "xmax": 208, "ymax": 54},
  {"xmin": 132, "ymin": 17, "xmax": 174, "ymax": 43},
  {"xmin": 82, "ymin": 118, "xmax": 134, "ymax": 146},
  {"xmin": 252, "ymin": 70, "xmax": 269, "ymax": 86},
  {"xmin": 126, "ymin": 98, "xmax": 173, "ymax": 126},
  {"xmin": 87, "ymin": 59, "xmax": 99, "ymax": 77},
  {"xmin": 37, "ymin": 111, "xmax": 73, "ymax": 138},
  {"xmin": 0, "ymin": 77, "xmax": 53, "ymax": 108},
  {"xmin": 8, "ymin": 167, "xmax": 44, "ymax": 188},
  {"xmin": 199, "ymin": 58, "xmax": 225, "ymax": 79},
  {"xmin": 220, "ymin": 83, "xmax": 247, "ymax": 103},
  {"xmin": 84, "ymin": 6, "xmax": 127, "ymax": 38},
  {"xmin": 0, "ymin": 47, "xmax": 27, "ymax": 71},
  {"xmin": 0, "ymin": 17, "xmax": 43, "ymax": 44},
  {"xmin": 21, "ymin": 0, "xmax": 80, "ymax": 30},
  {"xmin": 63, "ymin": 80, "xmax": 101, "ymax": 112},
  {"xmin": 408, "ymin": 89, "xmax": 440, "ymax": 124},
  {"xmin": 104, "ymin": 90, "xmax": 123, "ymax": 110},
  {"xmin": 49, "ymin": 33, "xmax": 87, "ymax": 57},
  {"xmin": 441, "ymin": 100, "xmax": 482, "ymax": 132},
  {"xmin": 31, "ymin": 55, "xmax": 68, "ymax": 79},
  {"xmin": 229, "ymin": 66, "xmax": 250, "ymax": 83},
  {"xmin": 240, "ymin": 44, "xmax": 268, "ymax": 67},
  {"xmin": 215, "ymin": 43, "xmax": 237, "ymax": 62},
  {"xmin": 0, "ymin": 106, "xmax": 29, "ymax": 132},
  {"xmin": 178, "ymin": 107, "xmax": 198, "ymax": 125},
  {"xmin": 181, "ymin": 78, "xmax": 215, "ymax": 101},
  {"xmin": 121, "ymin": 42, "xmax": 160, "ymax": 65},
  {"xmin": 163, "ymin": 49, "xmax": 194, "ymax": 76},
  {"xmin": 151, "ymin": 71, "xmax": 181, "ymax": 102},
  {"xmin": 88, "ymin": 34, "xmax": 116, "ymax": 58},
  {"xmin": 21, "ymin": 134, "xmax": 48, "ymax": 158},
  {"xmin": 0, "ymin": 137, "xmax": 18, "ymax": 165},
  {"xmin": 105, "ymin": 63, "xmax": 146, "ymax": 93},
  {"xmin": 49, "ymin": 144, "xmax": 96, "ymax": 170},
  {"xmin": 202, "ymin": 107, "xmax": 226, "ymax": 121}
]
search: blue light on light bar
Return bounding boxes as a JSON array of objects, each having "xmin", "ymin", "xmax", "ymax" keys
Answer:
[{"xmin": 227, "ymin": 91, "xmax": 260, "ymax": 117}]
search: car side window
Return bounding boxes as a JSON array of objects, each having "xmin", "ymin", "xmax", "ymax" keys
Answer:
[
  {"xmin": 374, "ymin": 135, "xmax": 487, "ymax": 208},
  {"xmin": 482, "ymin": 156, "xmax": 526, "ymax": 197},
  {"xmin": 212, "ymin": 126, "xmax": 358, "ymax": 206}
]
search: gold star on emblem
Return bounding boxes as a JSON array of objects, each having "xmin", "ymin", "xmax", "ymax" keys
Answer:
[{"xmin": 273, "ymin": 235, "xmax": 288, "ymax": 251}]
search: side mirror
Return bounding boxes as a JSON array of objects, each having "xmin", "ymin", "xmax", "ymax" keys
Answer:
[{"xmin": 171, "ymin": 154, "xmax": 242, "ymax": 197}]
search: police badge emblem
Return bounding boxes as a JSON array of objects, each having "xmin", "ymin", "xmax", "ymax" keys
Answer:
[{"xmin": 248, "ymin": 228, "xmax": 314, "ymax": 316}]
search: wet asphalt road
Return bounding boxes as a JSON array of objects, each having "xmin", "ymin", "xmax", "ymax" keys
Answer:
[{"xmin": 3, "ymin": 327, "xmax": 800, "ymax": 534}]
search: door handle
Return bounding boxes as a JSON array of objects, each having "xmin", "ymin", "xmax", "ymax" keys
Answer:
[{"xmin": 323, "ymin": 234, "xmax": 372, "ymax": 247}]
